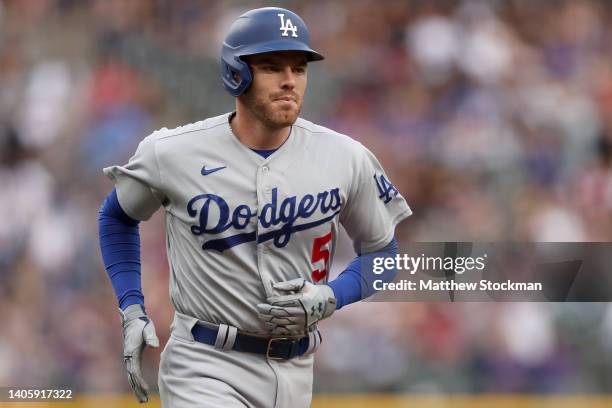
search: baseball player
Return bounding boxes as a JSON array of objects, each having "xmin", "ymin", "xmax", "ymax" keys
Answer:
[{"xmin": 98, "ymin": 7, "xmax": 411, "ymax": 407}]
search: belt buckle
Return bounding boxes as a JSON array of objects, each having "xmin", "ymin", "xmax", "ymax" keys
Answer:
[
  {"xmin": 266, "ymin": 337, "xmax": 288, "ymax": 360},
  {"xmin": 267, "ymin": 337, "xmax": 301, "ymax": 360}
]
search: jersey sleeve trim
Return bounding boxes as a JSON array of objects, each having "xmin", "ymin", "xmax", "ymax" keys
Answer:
[{"xmin": 357, "ymin": 207, "xmax": 412, "ymax": 254}]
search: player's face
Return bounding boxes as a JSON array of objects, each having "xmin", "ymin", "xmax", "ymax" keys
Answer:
[{"xmin": 241, "ymin": 51, "xmax": 308, "ymax": 128}]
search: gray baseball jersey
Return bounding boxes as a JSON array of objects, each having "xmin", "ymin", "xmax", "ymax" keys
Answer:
[{"xmin": 104, "ymin": 112, "xmax": 411, "ymax": 334}]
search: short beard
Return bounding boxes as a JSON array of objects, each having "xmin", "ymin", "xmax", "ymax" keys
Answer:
[{"xmin": 241, "ymin": 89, "xmax": 301, "ymax": 129}]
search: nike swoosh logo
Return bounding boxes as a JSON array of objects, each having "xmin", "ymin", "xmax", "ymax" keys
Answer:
[{"xmin": 201, "ymin": 165, "xmax": 227, "ymax": 176}]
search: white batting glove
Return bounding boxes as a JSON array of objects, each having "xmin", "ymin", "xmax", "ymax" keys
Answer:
[
  {"xmin": 257, "ymin": 278, "xmax": 337, "ymax": 335},
  {"xmin": 119, "ymin": 304, "xmax": 159, "ymax": 403}
]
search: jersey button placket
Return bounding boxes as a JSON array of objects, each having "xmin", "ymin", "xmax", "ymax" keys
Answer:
[
  {"xmin": 261, "ymin": 166, "xmax": 271, "ymax": 251},
  {"xmin": 256, "ymin": 164, "xmax": 274, "ymax": 296},
  {"xmin": 262, "ymin": 165, "xmax": 271, "ymax": 196}
]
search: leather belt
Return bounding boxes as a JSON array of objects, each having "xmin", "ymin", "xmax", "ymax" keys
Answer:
[{"xmin": 191, "ymin": 323, "xmax": 310, "ymax": 360}]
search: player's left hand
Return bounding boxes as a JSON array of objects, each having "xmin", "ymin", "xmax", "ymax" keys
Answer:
[{"xmin": 257, "ymin": 278, "xmax": 337, "ymax": 335}]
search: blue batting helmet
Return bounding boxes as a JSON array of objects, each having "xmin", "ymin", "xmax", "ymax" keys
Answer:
[{"xmin": 221, "ymin": 7, "xmax": 324, "ymax": 97}]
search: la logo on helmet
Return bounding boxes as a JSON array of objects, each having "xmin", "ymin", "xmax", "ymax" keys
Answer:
[{"xmin": 278, "ymin": 13, "xmax": 298, "ymax": 37}]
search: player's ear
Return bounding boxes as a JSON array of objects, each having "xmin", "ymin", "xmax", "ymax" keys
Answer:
[{"xmin": 232, "ymin": 71, "xmax": 241, "ymax": 82}]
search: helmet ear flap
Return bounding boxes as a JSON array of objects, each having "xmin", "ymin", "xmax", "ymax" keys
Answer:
[{"xmin": 221, "ymin": 55, "xmax": 252, "ymax": 97}]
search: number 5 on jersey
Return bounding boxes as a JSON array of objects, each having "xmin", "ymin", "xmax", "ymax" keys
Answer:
[{"xmin": 311, "ymin": 231, "xmax": 332, "ymax": 283}]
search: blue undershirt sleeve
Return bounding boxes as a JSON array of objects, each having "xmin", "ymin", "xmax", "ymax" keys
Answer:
[
  {"xmin": 328, "ymin": 237, "xmax": 398, "ymax": 310},
  {"xmin": 98, "ymin": 188, "xmax": 144, "ymax": 310}
]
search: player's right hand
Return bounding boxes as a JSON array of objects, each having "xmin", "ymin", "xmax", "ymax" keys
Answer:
[{"xmin": 119, "ymin": 304, "xmax": 160, "ymax": 403}]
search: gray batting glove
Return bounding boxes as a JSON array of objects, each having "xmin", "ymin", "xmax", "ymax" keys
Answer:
[
  {"xmin": 257, "ymin": 278, "xmax": 337, "ymax": 335},
  {"xmin": 119, "ymin": 304, "xmax": 159, "ymax": 403}
]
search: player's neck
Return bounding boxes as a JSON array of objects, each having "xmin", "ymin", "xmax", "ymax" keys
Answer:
[{"xmin": 230, "ymin": 109, "xmax": 291, "ymax": 150}]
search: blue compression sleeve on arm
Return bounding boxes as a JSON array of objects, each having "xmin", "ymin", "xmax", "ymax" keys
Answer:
[
  {"xmin": 328, "ymin": 238, "xmax": 398, "ymax": 310},
  {"xmin": 98, "ymin": 188, "xmax": 144, "ymax": 310}
]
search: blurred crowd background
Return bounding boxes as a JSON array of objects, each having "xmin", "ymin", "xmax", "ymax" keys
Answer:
[{"xmin": 2, "ymin": 0, "xmax": 612, "ymax": 396}]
